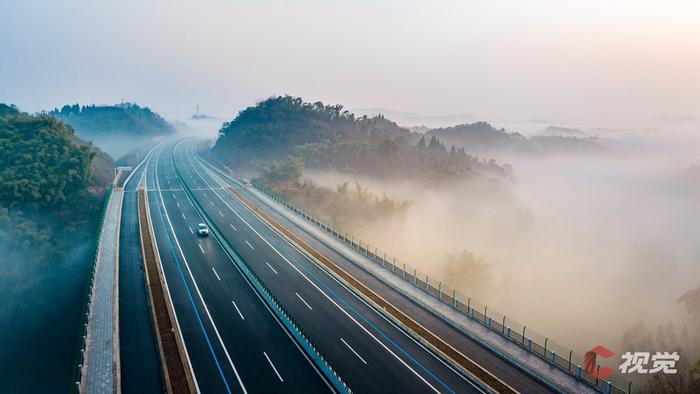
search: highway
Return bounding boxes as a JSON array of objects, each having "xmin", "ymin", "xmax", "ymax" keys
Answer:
[
  {"xmin": 144, "ymin": 143, "xmax": 332, "ymax": 393},
  {"xmin": 180, "ymin": 138, "xmax": 559, "ymax": 394},
  {"xmin": 165, "ymin": 139, "xmax": 493, "ymax": 394}
]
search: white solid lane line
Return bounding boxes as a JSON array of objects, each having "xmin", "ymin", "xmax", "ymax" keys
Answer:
[
  {"xmin": 341, "ymin": 338, "xmax": 367, "ymax": 365},
  {"xmin": 266, "ymin": 262, "xmax": 278, "ymax": 275},
  {"xmin": 230, "ymin": 224, "xmax": 238, "ymax": 231},
  {"xmin": 295, "ymin": 292, "xmax": 312, "ymax": 310},
  {"xmin": 198, "ymin": 243, "xmax": 205, "ymax": 254},
  {"xmin": 245, "ymin": 240, "xmax": 255, "ymax": 250},
  {"xmin": 212, "ymin": 267, "xmax": 221, "ymax": 281},
  {"xmin": 232, "ymin": 301, "xmax": 245, "ymax": 320},
  {"xmin": 219, "ymin": 210, "xmax": 224, "ymax": 217},
  {"xmin": 263, "ymin": 352, "xmax": 284, "ymax": 383}
]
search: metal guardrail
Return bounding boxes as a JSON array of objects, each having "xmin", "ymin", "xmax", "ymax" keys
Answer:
[
  {"xmin": 72, "ymin": 185, "xmax": 114, "ymax": 393},
  {"xmin": 172, "ymin": 155, "xmax": 352, "ymax": 393},
  {"xmin": 250, "ymin": 179, "xmax": 632, "ymax": 394}
]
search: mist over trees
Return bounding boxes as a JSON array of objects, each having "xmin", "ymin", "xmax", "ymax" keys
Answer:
[
  {"xmin": 426, "ymin": 121, "xmax": 602, "ymax": 155},
  {"xmin": 49, "ymin": 102, "xmax": 174, "ymax": 158},
  {"xmin": 212, "ymin": 96, "xmax": 512, "ymax": 308},
  {"xmin": 213, "ymin": 95, "xmax": 512, "ymax": 182},
  {"xmin": 620, "ymin": 285, "xmax": 700, "ymax": 393},
  {"xmin": 0, "ymin": 106, "xmax": 113, "ymax": 391},
  {"xmin": 50, "ymin": 102, "xmax": 173, "ymax": 137},
  {"xmin": 213, "ymin": 97, "xmax": 511, "ymax": 282},
  {"xmin": 262, "ymin": 173, "xmax": 412, "ymax": 234},
  {"xmin": 261, "ymin": 156, "xmax": 304, "ymax": 183}
]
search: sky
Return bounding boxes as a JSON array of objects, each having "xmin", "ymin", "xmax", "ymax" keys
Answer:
[{"xmin": 1, "ymin": 0, "xmax": 699, "ymax": 125}]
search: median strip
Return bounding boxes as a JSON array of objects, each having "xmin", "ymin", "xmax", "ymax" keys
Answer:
[
  {"xmin": 138, "ymin": 188, "xmax": 196, "ymax": 394},
  {"xmin": 230, "ymin": 187, "xmax": 517, "ymax": 394}
]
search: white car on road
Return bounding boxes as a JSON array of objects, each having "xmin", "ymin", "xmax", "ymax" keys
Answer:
[{"xmin": 196, "ymin": 223, "xmax": 210, "ymax": 236}]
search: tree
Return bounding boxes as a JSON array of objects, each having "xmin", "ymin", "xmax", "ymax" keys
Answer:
[
  {"xmin": 443, "ymin": 250, "xmax": 493, "ymax": 297},
  {"xmin": 0, "ymin": 103, "xmax": 20, "ymax": 116},
  {"xmin": 261, "ymin": 156, "xmax": 304, "ymax": 183},
  {"xmin": 0, "ymin": 113, "xmax": 111, "ymax": 257}
]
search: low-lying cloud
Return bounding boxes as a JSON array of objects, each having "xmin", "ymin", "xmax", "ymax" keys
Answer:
[{"xmin": 305, "ymin": 126, "xmax": 700, "ymax": 353}]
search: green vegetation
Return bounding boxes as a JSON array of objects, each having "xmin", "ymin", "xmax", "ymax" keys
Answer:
[
  {"xmin": 261, "ymin": 172, "xmax": 411, "ymax": 233},
  {"xmin": 213, "ymin": 96, "xmax": 511, "ymax": 181},
  {"xmin": 0, "ymin": 106, "xmax": 113, "ymax": 391},
  {"xmin": 261, "ymin": 156, "xmax": 303, "ymax": 183},
  {"xmin": 50, "ymin": 102, "xmax": 173, "ymax": 138},
  {"xmin": 0, "ymin": 103, "xmax": 21, "ymax": 116},
  {"xmin": 0, "ymin": 112, "xmax": 111, "ymax": 252},
  {"xmin": 49, "ymin": 102, "xmax": 173, "ymax": 158}
]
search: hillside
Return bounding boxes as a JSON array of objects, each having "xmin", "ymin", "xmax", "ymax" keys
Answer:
[
  {"xmin": 427, "ymin": 122, "xmax": 601, "ymax": 155},
  {"xmin": 0, "ymin": 106, "xmax": 113, "ymax": 391},
  {"xmin": 426, "ymin": 122, "xmax": 525, "ymax": 152},
  {"xmin": 50, "ymin": 102, "xmax": 174, "ymax": 158},
  {"xmin": 540, "ymin": 125, "xmax": 587, "ymax": 137},
  {"xmin": 212, "ymin": 96, "xmax": 511, "ymax": 181}
]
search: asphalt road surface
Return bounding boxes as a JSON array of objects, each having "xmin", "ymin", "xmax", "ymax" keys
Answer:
[{"xmin": 145, "ymin": 142, "xmax": 332, "ymax": 394}]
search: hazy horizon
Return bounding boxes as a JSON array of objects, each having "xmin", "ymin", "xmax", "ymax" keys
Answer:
[{"xmin": 2, "ymin": 0, "xmax": 699, "ymax": 127}]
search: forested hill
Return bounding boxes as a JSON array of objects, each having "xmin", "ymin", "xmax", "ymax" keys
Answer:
[
  {"xmin": 0, "ymin": 105, "xmax": 114, "ymax": 263},
  {"xmin": 50, "ymin": 102, "xmax": 173, "ymax": 137},
  {"xmin": 212, "ymin": 96, "xmax": 511, "ymax": 181},
  {"xmin": 426, "ymin": 122, "xmax": 601, "ymax": 155},
  {"xmin": 0, "ymin": 106, "xmax": 113, "ymax": 390},
  {"xmin": 49, "ymin": 102, "xmax": 174, "ymax": 158}
]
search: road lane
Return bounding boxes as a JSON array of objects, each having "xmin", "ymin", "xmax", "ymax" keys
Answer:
[{"xmin": 119, "ymin": 147, "xmax": 163, "ymax": 394}]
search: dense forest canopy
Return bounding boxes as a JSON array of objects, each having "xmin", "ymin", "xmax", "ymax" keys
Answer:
[
  {"xmin": 0, "ymin": 103, "xmax": 21, "ymax": 116},
  {"xmin": 0, "ymin": 108, "xmax": 112, "ymax": 256},
  {"xmin": 213, "ymin": 95, "xmax": 511, "ymax": 181}
]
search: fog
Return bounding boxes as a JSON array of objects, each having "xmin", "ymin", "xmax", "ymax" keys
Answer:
[
  {"xmin": 305, "ymin": 126, "xmax": 700, "ymax": 352},
  {"xmin": 0, "ymin": 235, "xmax": 94, "ymax": 391},
  {"xmin": 2, "ymin": 0, "xmax": 699, "ymax": 387}
]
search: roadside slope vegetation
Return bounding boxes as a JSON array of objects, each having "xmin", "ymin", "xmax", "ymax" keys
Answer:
[{"xmin": 0, "ymin": 105, "xmax": 113, "ymax": 392}]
